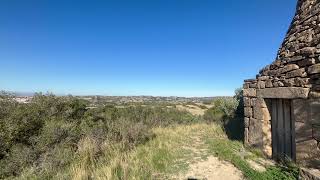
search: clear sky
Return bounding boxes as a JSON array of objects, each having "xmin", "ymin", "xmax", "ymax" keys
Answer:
[{"xmin": 0, "ymin": 0, "xmax": 297, "ymax": 97}]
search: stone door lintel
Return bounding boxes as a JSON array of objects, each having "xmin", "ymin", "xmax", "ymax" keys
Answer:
[{"xmin": 257, "ymin": 87, "xmax": 310, "ymax": 99}]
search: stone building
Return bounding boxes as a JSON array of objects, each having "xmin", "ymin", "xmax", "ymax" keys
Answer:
[{"xmin": 243, "ymin": 0, "xmax": 320, "ymax": 172}]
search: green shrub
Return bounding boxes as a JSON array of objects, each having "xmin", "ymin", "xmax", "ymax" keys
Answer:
[
  {"xmin": 203, "ymin": 88, "xmax": 244, "ymax": 140},
  {"xmin": 0, "ymin": 92, "xmax": 201, "ymax": 179},
  {"xmin": 203, "ymin": 97, "xmax": 239, "ymax": 124}
]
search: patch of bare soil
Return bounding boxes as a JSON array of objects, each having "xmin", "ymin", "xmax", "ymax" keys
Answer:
[
  {"xmin": 178, "ymin": 156, "xmax": 243, "ymax": 180},
  {"xmin": 173, "ymin": 134, "xmax": 243, "ymax": 180}
]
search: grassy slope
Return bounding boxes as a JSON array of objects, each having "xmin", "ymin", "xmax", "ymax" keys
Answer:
[{"xmin": 66, "ymin": 123, "xmax": 297, "ymax": 180}]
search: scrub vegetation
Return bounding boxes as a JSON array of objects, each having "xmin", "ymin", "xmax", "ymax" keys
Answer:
[{"xmin": 0, "ymin": 91, "xmax": 298, "ymax": 179}]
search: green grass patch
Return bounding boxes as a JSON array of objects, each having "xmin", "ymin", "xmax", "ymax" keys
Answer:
[{"xmin": 205, "ymin": 138, "xmax": 299, "ymax": 180}]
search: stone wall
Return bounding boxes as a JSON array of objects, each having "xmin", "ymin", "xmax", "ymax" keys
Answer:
[
  {"xmin": 244, "ymin": 0, "xmax": 320, "ymax": 94},
  {"xmin": 293, "ymin": 99, "xmax": 320, "ymax": 168},
  {"xmin": 243, "ymin": 0, "xmax": 320, "ymax": 170}
]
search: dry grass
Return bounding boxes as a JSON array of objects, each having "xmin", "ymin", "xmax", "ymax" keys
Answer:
[
  {"xmin": 176, "ymin": 104, "xmax": 208, "ymax": 116},
  {"xmin": 69, "ymin": 123, "xmax": 298, "ymax": 180},
  {"xmin": 68, "ymin": 124, "xmax": 225, "ymax": 180}
]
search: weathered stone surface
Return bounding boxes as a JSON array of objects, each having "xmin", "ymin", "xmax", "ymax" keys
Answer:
[
  {"xmin": 310, "ymin": 100, "xmax": 320, "ymax": 122},
  {"xmin": 253, "ymin": 107, "xmax": 271, "ymax": 120},
  {"xmin": 293, "ymin": 99, "xmax": 310, "ymax": 123},
  {"xmin": 243, "ymin": 88, "xmax": 256, "ymax": 97},
  {"xmin": 244, "ymin": 107, "xmax": 253, "ymax": 117},
  {"xmin": 243, "ymin": 83, "xmax": 250, "ymax": 89},
  {"xmin": 283, "ymin": 78, "xmax": 295, "ymax": 87},
  {"xmin": 243, "ymin": 97, "xmax": 251, "ymax": 107},
  {"xmin": 278, "ymin": 81, "xmax": 284, "ymax": 87},
  {"xmin": 244, "ymin": 117, "xmax": 250, "ymax": 128},
  {"xmin": 308, "ymin": 64, "xmax": 320, "ymax": 74},
  {"xmin": 257, "ymin": 87, "xmax": 310, "ymax": 99},
  {"xmin": 286, "ymin": 55, "xmax": 304, "ymax": 62},
  {"xmin": 312, "ymin": 85, "xmax": 320, "ymax": 91},
  {"xmin": 299, "ymin": 47, "xmax": 317, "ymax": 56},
  {"xmin": 281, "ymin": 64, "xmax": 300, "ymax": 74},
  {"xmin": 300, "ymin": 168, "xmax": 320, "ymax": 180},
  {"xmin": 251, "ymin": 98, "xmax": 267, "ymax": 108},
  {"xmin": 249, "ymin": 83, "xmax": 257, "ymax": 88},
  {"xmin": 310, "ymin": 78, "xmax": 320, "ymax": 85},
  {"xmin": 310, "ymin": 74, "xmax": 320, "ymax": 79},
  {"xmin": 310, "ymin": 91, "xmax": 320, "ymax": 98},
  {"xmin": 257, "ymin": 81, "xmax": 266, "ymax": 89},
  {"xmin": 257, "ymin": 76, "xmax": 269, "ymax": 81},
  {"xmin": 294, "ymin": 77, "xmax": 310, "ymax": 87},
  {"xmin": 297, "ymin": 58, "xmax": 316, "ymax": 67},
  {"xmin": 248, "ymin": 118, "xmax": 263, "ymax": 148},
  {"xmin": 265, "ymin": 79, "xmax": 273, "ymax": 88},
  {"xmin": 296, "ymin": 139, "xmax": 320, "ymax": 167},
  {"xmin": 286, "ymin": 68, "xmax": 306, "ymax": 78},
  {"xmin": 244, "ymin": 79, "xmax": 257, "ymax": 83},
  {"xmin": 244, "ymin": 128, "xmax": 249, "ymax": 144},
  {"xmin": 262, "ymin": 119, "xmax": 272, "ymax": 158}
]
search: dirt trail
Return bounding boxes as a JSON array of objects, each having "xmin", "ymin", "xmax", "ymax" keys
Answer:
[{"xmin": 173, "ymin": 134, "xmax": 243, "ymax": 180}]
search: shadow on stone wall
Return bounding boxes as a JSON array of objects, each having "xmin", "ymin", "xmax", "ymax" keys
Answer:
[{"xmin": 294, "ymin": 99, "xmax": 320, "ymax": 169}]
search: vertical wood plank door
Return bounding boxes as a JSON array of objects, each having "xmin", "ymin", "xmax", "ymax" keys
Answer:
[{"xmin": 270, "ymin": 99, "xmax": 296, "ymax": 161}]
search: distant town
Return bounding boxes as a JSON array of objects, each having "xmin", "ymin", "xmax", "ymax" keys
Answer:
[{"xmin": 12, "ymin": 94, "xmax": 230, "ymax": 105}]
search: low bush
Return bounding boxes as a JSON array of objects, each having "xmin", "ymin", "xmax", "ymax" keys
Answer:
[
  {"xmin": 203, "ymin": 97, "xmax": 239, "ymax": 124},
  {"xmin": 0, "ymin": 92, "xmax": 201, "ymax": 179},
  {"xmin": 203, "ymin": 88, "xmax": 244, "ymax": 140}
]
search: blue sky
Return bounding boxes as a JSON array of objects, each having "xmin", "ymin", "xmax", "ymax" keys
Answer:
[{"xmin": 0, "ymin": 0, "xmax": 296, "ymax": 97}]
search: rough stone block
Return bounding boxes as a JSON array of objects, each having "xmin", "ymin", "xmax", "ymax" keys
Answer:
[
  {"xmin": 297, "ymin": 58, "xmax": 315, "ymax": 67},
  {"xmin": 243, "ymin": 83, "xmax": 250, "ymax": 89},
  {"xmin": 308, "ymin": 64, "xmax": 320, "ymax": 74},
  {"xmin": 243, "ymin": 97, "xmax": 251, "ymax": 107},
  {"xmin": 310, "ymin": 100, "xmax": 320, "ymax": 122},
  {"xmin": 244, "ymin": 128, "xmax": 249, "ymax": 144},
  {"xmin": 257, "ymin": 81, "xmax": 266, "ymax": 89},
  {"xmin": 257, "ymin": 87, "xmax": 310, "ymax": 99},
  {"xmin": 244, "ymin": 117, "xmax": 250, "ymax": 128},
  {"xmin": 296, "ymin": 139, "xmax": 319, "ymax": 166},
  {"xmin": 294, "ymin": 77, "xmax": 310, "ymax": 87},
  {"xmin": 257, "ymin": 76, "xmax": 269, "ymax": 81},
  {"xmin": 310, "ymin": 74, "xmax": 320, "ymax": 79},
  {"xmin": 299, "ymin": 47, "xmax": 317, "ymax": 56},
  {"xmin": 248, "ymin": 118, "xmax": 263, "ymax": 148},
  {"xmin": 286, "ymin": 55, "xmax": 304, "ymax": 62},
  {"xmin": 244, "ymin": 107, "xmax": 253, "ymax": 117},
  {"xmin": 278, "ymin": 81, "xmax": 284, "ymax": 87},
  {"xmin": 243, "ymin": 88, "xmax": 256, "ymax": 97},
  {"xmin": 295, "ymin": 122, "xmax": 313, "ymax": 143},
  {"xmin": 286, "ymin": 68, "xmax": 306, "ymax": 78},
  {"xmin": 281, "ymin": 64, "xmax": 300, "ymax": 74},
  {"xmin": 253, "ymin": 107, "xmax": 271, "ymax": 120},
  {"xmin": 300, "ymin": 168, "xmax": 320, "ymax": 180},
  {"xmin": 283, "ymin": 78, "xmax": 295, "ymax": 87},
  {"xmin": 265, "ymin": 79, "xmax": 273, "ymax": 88},
  {"xmin": 249, "ymin": 83, "xmax": 257, "ymax": 88},
  {"xmin": 251, "ymin": 98, "xmax": 267, "ymax": 108},
  {"xmin": 309, "ymin": 91, "xmax": 320, "ymax": 98},
  {"xmin": 293, "ymin": 99, "xmax": 310, "ymax": 123},
  {"xmin": 262, "ymin": 120, "xmax": 272, "ymax": 157}
]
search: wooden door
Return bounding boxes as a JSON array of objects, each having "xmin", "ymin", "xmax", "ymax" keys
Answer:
[{"xmin": 270, "ymin": 99, "xmax": 296, "ymax": 161}]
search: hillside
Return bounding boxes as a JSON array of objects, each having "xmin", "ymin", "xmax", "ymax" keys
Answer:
[{"xmin": 0, "ymin": 92, "xmax": 298, "ymax": 180}]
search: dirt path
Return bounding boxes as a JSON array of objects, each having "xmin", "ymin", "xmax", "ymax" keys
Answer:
[{"xmin": 173, "ymin": 133, "xmax": 243, "ymax": 180}]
